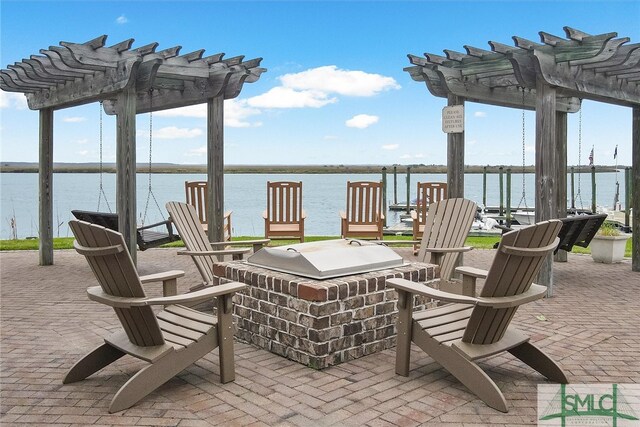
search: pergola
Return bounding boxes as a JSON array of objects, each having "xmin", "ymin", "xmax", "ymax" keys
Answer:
[
  {"xmin": 0, "ymin": 35, "xmax": 265, "ymax": 265},
  {"xmin": 405, "ymin": 26, "xmax": 639, "ymax": 293}
]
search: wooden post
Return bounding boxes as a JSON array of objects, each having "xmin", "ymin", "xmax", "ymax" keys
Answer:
[
  {"xmin": 405, "ymin": 166, "xmax": 411, "ymax": 214},
  {"xmin": 207, "ymin": 95, "xmax": 225, "ymax": 243},
  {"xmin": 116, "ymin": 88, "xmax": 137, "ymax": 263},
  {"xmin": 625, "ymin": 167, "xmax": 631, "ymax": 228},
  {"xmin": 499, "ymin": 166, "xmax": 504, "ymax": 217},
  {"xmin": 381, "ymin": 167, "xmax": 387, "ymax": 227},
  {"xmin": 591, "ymin": 166, "xmax": 597, "ymax": 214},
  {"xmin": 555, "ymin": 111, "xmax": 568, "ymax": 262},
  {"xmin": 535, "ymin": 78, "xmax": 557, "ymax": 295},
  {"xmin": 393, "ymin": 165, "xmax": 397, "ymax": 205},
  {"xmin": 506, "ymin": 168, "xmax": 512, "ymax": 228},
  {"xmin": 482, "ymin": 166, "xmax": 487, "ymax": 208},
  {"xmin": 39, "ymin": 108, "xmax": 54, "ymax": 266},
  {"xmin": 447, "ymin": 94, "xmax": 465, "ymax": 198},
  {"xmin": 632, "ymin": 106, "xmax": 639, "ymax": 272}
]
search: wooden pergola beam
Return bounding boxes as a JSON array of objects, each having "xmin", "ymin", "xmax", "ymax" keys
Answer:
[
  {"xmin": 406, "ymin": 26, "xmax": 640, "ymax": 285},
  {"xmin": 0, "ymin": 35, "xmax": 265, "ymax": 265}
]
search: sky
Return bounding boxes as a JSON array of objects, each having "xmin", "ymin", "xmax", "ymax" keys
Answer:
[{"xmin": 1, "ymin": 0, "xmax": 638, "ymax": 166}]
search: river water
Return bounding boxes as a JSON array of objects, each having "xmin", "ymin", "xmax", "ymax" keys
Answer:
[{"xmin": 0, "ymin": 171, "xmax": 627, "ymax": 239}]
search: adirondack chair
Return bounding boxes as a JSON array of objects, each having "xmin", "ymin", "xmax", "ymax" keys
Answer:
[
  {"xmin": 387, "ymin": 220, "xmax": 567, "ymax": 412},
  {"xmin": 65, "ymin": 220, "xmax": 247, "ymax": 413},
  {"xmin": 263, "ymin": 181, "xmax": 306, "ymax": 242},
  {"xmin": 71, "ymin": 209, "xmax": 179, "ymax": 251},
  {"xmin": 416, "ymin": 198, "xmax": 476, "ymax": 283},
  {"xmin": 167, "ymin": 201, "xmax": 269, "ymax": 289},
  {"xmin": 184, "ymin": 180, "xmax": 232, "ymax": 239},
  {"xmin": 411, "ymin": 182, "xmax": 448, "ymax": 252},
  {"xmin": 340, "ymin": 181, "xmax": 384, "ymax": 240}
]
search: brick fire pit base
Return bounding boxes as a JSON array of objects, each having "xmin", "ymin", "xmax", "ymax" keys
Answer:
[{"xmin": 215, "ymin": 261, "xmax": 438, "ymax": 369}]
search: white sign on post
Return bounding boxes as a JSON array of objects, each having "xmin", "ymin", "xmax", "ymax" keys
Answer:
[{"xmin": 442, "ymin": 105, "xmax": 464, "ymax": 133}]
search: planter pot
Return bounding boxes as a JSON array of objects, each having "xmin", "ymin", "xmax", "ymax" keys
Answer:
[{"xmin": 590, "ymin": 234, "xmax": 630, "ymax": 263}]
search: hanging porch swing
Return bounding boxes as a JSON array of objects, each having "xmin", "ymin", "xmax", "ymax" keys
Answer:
[{"xmin": 71, "ymin": 98, "xmax": 179, "ymax": 250}]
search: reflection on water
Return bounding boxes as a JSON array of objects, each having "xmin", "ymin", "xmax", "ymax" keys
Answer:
[{"xmin": 0, "ymin": 171, "xmax": 627, "ymax": 239}]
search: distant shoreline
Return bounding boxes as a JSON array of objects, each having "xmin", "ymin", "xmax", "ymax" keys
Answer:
[{"xmin": 0, "ymin": 163, "xmax": 623, "ymax": 174}]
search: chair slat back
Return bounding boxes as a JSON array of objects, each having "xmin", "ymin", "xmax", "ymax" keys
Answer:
[
  {"xmin": 185, "ymin": 181, "xmax": 208, "ymax": 227},
  {"xmin": 417, "ymin": 198, "xmax": 476, "ymax": 281},
  {"xmin": 166, "ymin": 201, "xmax": 216, "ymax": 284},
  {"xmin": 266, "ymin": 181, "xmax": 303, "ymax": 224},
  {"xmin": 346, "ymin": 181, "xmax": 383, "ymax": 225},
  {"xmin": 415, "ymin": 182, "xmax": 447, "ymax": 225},
  {"xmin": 462, "ymin": 220, "xmax": 562, "ymax": 345},
  {"xmin": 69, "ymin": 220, "xmax": 164, "ymax": 347}
]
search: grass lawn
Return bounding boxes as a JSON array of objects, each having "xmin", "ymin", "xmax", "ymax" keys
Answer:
[{"xmin": 0, "ymin": 235, "xmax": 632, "ymax": 258}]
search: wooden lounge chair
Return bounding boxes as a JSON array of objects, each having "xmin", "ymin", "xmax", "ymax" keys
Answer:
[
  {"xmin": 71, "ymin": 209, "xmax": 179, "ymax": 251},
  {"xmin": 64, "ymin": 220, "xmax": 247, "ymax": 413},
  {"xmin": 411, "ymin": 182, "xmax": 448, "ymax": 252},
  {"xmin": 184, "ymin": 180, "xmax": 232, "ymax": 238},
  {"xmin": 263, "ymin": 181, "xmax": 305, "ymax": 242},
  {"xmin": 387, "ymin": 220, "xmax": 567, "ymax": 412},
  {"xmin": 416, "ymin": 198, "xmax": 476, "ymax": 283},
  {"xmin": 167, "ymin": 201, "xmax": 269, "ymax": 289},
  {"xmin": 340, "ymin": 181, "xmax": 384, "ymax": 240}
]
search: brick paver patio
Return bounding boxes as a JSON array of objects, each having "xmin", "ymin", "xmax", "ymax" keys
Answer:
[{"xmin": 1, "ymin": 247, "xmax": 638, "ymax": 426}]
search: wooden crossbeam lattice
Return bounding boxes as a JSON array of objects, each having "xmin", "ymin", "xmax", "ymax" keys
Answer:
[
  {"xmin": 406, "ymin": 26, "xmax": 640, "ymax": 108},
  {"xmin": 0, "ymin": 35, "xmax": 265, "ymax": 111}
]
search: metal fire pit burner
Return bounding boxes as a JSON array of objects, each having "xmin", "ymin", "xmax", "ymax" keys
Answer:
[{"xmin": 246, "ymin": 239, "xmax": 405, "ymax": 279}]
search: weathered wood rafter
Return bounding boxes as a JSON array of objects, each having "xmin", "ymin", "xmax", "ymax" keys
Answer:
[
  {"xmin": 0, "ymin": 35, "xmax": 266, "ymax": 112},
  {"xmin": 406, "ymin": 26, "xmax": 640, "ymax": 109}
]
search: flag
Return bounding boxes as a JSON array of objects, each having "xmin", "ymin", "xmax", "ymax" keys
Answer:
[
  {"xmin": 614, "ymin": 145, "xmax": 618, "ymax": 160},
  {"xmin": 588, "ymin": 147, "xmax": 594, "ymax": 166}
]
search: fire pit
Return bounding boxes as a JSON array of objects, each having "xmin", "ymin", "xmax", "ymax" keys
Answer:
[
  {"xmin": 246, "ymin": 239, "xmax": 405, "ymax": 279},
  {"xmin": 214, "ymin": 242, "xmax": 438, "ymax": 369}
]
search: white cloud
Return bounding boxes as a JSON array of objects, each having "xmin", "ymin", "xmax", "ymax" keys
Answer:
[
  {"xmin": 78, "ymin": 150, "xmax": 89, "ymax": 156},
  {"xmin": 116, "ymin": 15, "xmax": 128, "ymax": 24},
  {"xmin": 346, "ymin": 114, "xmax": 379, "ymax": 129},
  {"xmin": 0, "ymin": 92, "xmax": 28, "ymax": 110},
  {"xmin": 280, "ymin": 65, "xmax": 400, "ymax": 97},
  {"xmin": 76, "ymin": 138, "xmax": 89, "ymax": 145},
  {"xmin": 324, "ymin": 135, "xmax": 339, "ymax": 140},
  {"xmin": 154, "ymin": 99, "xmax": 262, "ymax": 128},
  {"xmin": 248, "ymin": 87, "xmax": 336, "ymax": 109},
  {"xmin": 225, "ymin": 99, "xmax": 262, "ymax": 127},
  {"xmin": 382, "ymin": 144, "xmax": 399, "ymax": 150},
  {"xmin": 63, "ymin": 117, "xmax": 86, "ymax": 123},
  {"xmin": 155, "ymin": 104, "xmax": 206, "ymax": 119},
  {"xmin": 525, "ymin": 144, "xmax": 535, "ymax": 153},
  {"xmin": 399, "ymin": 153, "xmax": 424, "ymax": 159},
  {"xmin": 154, "ymin": 126, "xmax": 203, "ymax": 139},
  {"xmin": 474, "ymin": 111, "xmax": 487, "ymax": 118},
  {"xmin": 185, "ymin": 146, "xmax": 207, "ymax": 157}
]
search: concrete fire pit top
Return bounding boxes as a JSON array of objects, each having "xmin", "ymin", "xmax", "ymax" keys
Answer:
[{"xmin": 246, "ymin": 239, "xmax": 405, "ymax": 279}]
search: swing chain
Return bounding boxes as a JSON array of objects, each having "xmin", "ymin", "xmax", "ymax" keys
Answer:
[
  {"xmin": 517, "ymin": 87, "xmax": 528, "ymax": 210},
  {"xmin": 574, "ymin": 104, "xmax": 584, "ymax": 211},
  {"xmin": 97, "ymin": 101, "xmax": 112, "ymax": 213},
  {"xmin": 141, "ymin": 88, "xmax": 165, "ymax": 227}
]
